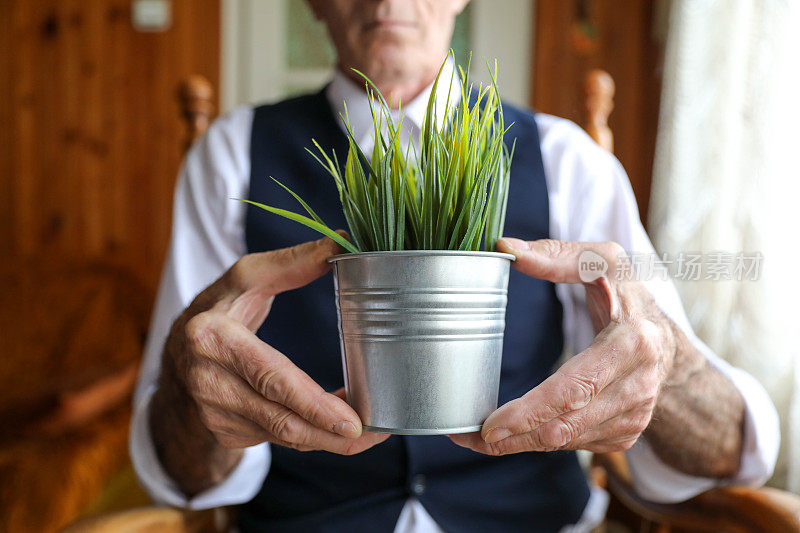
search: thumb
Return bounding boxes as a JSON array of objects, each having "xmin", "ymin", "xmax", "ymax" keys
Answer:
[
  {"xmin": 497, "ymin": 237, "xmax": 622, "ymax": 329},
  {"xmin": 496, "ymin": 237, "xmax": 625, "ymax": 285},
  {"xmin": 331, "ymin": 387, "xmax": 348, "ymax": 401},
  {"xmin": 232, "ymin": 231, "xmax": 347, "ymax": 297},
  {"xmin": 226, "ymin": 231, "xmax": 348, "ymax": 329}
]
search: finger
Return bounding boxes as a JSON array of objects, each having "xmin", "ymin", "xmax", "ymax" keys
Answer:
[
  {"xmin": 256, "ymin": 404, "xmax": 390, "ymax": 455},
  {"xmin": 449, "ymin": 431, "xmax": 500, "ymax": 454},
  {"xmin": 518, "ymin": 379, "xmax": 655, "ymax": 451},
  {"xmin": 462, "ymin": 428, "xmax": 642, "ymax": 455},
  {"xmin": 449, "ymin": 404, "xmax": 649, "ymax": 457},
  {"xmin": 481, "ymin": 327, "xmax": 639, "ymax": 443},
  {"xmin": 192, "ymin": 360, "xmax": 390, "ymax": 454},
  {"xmin": 213, "ymin": 400, "xmax": 388, "ymax": 455},
  {"xmin": 561, "ymin": 405, "xmax": 653, "ymax": 451},
  {"xmin": 185, "ymin": 312, "xmax": 363, "ymax": 438},
  {"xmin": 571, "ymin": 436, "xmax": 641, "ymax": 454},
  {"xmin": 225, "ymin": 233, "xmax": 346, "ymax": 330},
  {"xmin": 524, "ymin": 355, "xmax": 660, "ymax": 446},
  {"xmin": 197, "ymin": 404, "xmax": 272, "ymax": 449},
  {"xmin": 496, "ymin": 237, "xmax": 622, "ymax": 331},
  {"xmin": 496, "ymin": 237, "xmax": 626, "ymax": 285},
  {"xmin": 450, "ymin": 429, "xmax": 571, "ymax": 456},
  {"xmin": 453, "ymin": 388, "xmax": 656, "ymax": 456},
  {"xmin": 451, "ymin": 428, "xmax": 569, "ymax": 455},
  {"xmin": 226, "ymin": 233, "xmax": 345, "ymax": 306}
]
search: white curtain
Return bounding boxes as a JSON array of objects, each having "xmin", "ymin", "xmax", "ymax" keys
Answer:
[{"xmin": 650, "ymin": 0, "xmax": 800, "ymax": 491}]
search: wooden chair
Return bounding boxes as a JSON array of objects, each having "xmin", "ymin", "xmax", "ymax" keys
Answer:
[
  {"xmin": 64, "ymin": 74, "xmax": 800, "ymax": 532},
  {"xmin": 594, "ymin": 451, "xmax": 800, "ymax": 533},
  {"xmin": 0, "ymin": 258, "xmax": 151, "ymax": 532}
]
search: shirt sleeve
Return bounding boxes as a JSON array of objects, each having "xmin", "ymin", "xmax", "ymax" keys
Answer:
[
  {"xmin": 129, "ymin": 105, "xmax": 273, "ymax": 509},
  {"xmin": 537, "ymin": 113, "xmax": 780, "ymax": 503}
]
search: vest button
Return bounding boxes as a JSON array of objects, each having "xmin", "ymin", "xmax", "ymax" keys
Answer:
[{"xmin": 410, "ymin": 474, "xmax": 426, "ymax": 496}]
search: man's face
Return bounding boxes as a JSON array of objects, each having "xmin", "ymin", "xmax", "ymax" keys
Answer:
[{"xmin": 308, "ymin": 0, "xmax": 469, "ymax": 89}]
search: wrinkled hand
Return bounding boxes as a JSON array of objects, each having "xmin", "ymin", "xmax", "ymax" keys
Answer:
[
  {"xmin": 450, "ymin": 238, "xmax": 676, "ymax": 455},
  {"xmin": 158, "ymin": 235, "xmax": 388, "ymax": 456}
]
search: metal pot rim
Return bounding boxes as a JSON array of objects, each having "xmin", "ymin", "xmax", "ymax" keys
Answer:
[{"xmin": 328, "ymin": 250, "xmax": 516, "ymax": 263}]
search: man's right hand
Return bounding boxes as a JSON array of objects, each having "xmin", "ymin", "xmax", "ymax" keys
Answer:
[{"xmin": 149, "ymin": 235, "xmax": 388, "ymax": 496}]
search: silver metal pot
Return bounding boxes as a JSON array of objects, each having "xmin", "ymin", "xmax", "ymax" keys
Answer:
[{"xmin": 329, "ymin": 251, "xmax": 513, "ymax": 435}]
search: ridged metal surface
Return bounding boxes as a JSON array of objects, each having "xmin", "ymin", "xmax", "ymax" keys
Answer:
[{"xmin": 329, "ymin": 251, "xmax": 513, "ymax": 435}]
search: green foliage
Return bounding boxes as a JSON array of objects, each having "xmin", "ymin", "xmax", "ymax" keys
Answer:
[{"xmin": 242, "ymin": 53, "xmax": 514, "ymax": 253}]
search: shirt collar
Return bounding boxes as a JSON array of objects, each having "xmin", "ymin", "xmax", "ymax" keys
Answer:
[{"xmin": 325, "ymin": 56, "xmax": 461, "ymax": 157}]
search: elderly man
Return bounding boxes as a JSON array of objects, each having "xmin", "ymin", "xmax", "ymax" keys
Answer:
[{"xmin": 130, "ymin": 1, "xmax": 779, "ymax": 531}]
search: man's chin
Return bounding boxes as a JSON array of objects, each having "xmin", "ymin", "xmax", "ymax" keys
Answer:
[{"xmin": 362, "ymin": 44, "xmax": 418, "ymax": 74}]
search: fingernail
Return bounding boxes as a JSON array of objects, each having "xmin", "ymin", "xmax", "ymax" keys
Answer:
[
  {"xmin": 483, "ymin": 427, "xmax": 512, "ymax": 443},
  {"xmin": 333, "ymin": 420, "xmax": 360, "ymax": 439},
  {"xmin": 497, "ymin": 237, "xmax": 529, "ymax": 253}
]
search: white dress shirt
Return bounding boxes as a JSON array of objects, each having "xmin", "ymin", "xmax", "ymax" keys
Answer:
[{"xmin": 130, "ymin": 59, "xmax": 780, "ymax": 533}]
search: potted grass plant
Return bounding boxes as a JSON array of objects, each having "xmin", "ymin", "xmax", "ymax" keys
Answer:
[{"xmin": 242, "ymin": 57, "xmax": 515, "ymax": 434}]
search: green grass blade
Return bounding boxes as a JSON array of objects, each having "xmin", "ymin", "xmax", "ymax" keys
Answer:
[
  {"xmin": 235, "ymin": 199, "xmax": 359, "ymax": 254},
  {"xmin": 248, "ymin": 54, "xmax": 515, "ymax": 254},
  {"xmin": 269, "ymin": 177, "xmax": 325, "ymax": 225}
]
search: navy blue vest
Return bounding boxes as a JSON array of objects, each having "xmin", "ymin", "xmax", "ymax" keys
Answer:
[{"xmin": 238, "ymin": 89, "xmax": 590, "ymax": 532}]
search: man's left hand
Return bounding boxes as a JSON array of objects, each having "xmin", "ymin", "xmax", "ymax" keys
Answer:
[{"xmin": 450, "ymin": 237, "xmax": 677, "ymax": 455}]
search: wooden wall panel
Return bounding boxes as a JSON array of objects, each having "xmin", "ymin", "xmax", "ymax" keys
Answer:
[
  {"xmin": 531, "ymin": 0, "xmax": 664, "ymax": 221},
  {"xmin": 0, "ymin": 5, "xmax": 219, "ymax": 528},
  {"xmin": 1, "ymin": 0, "xmax": 220, "ymax": 293}
]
